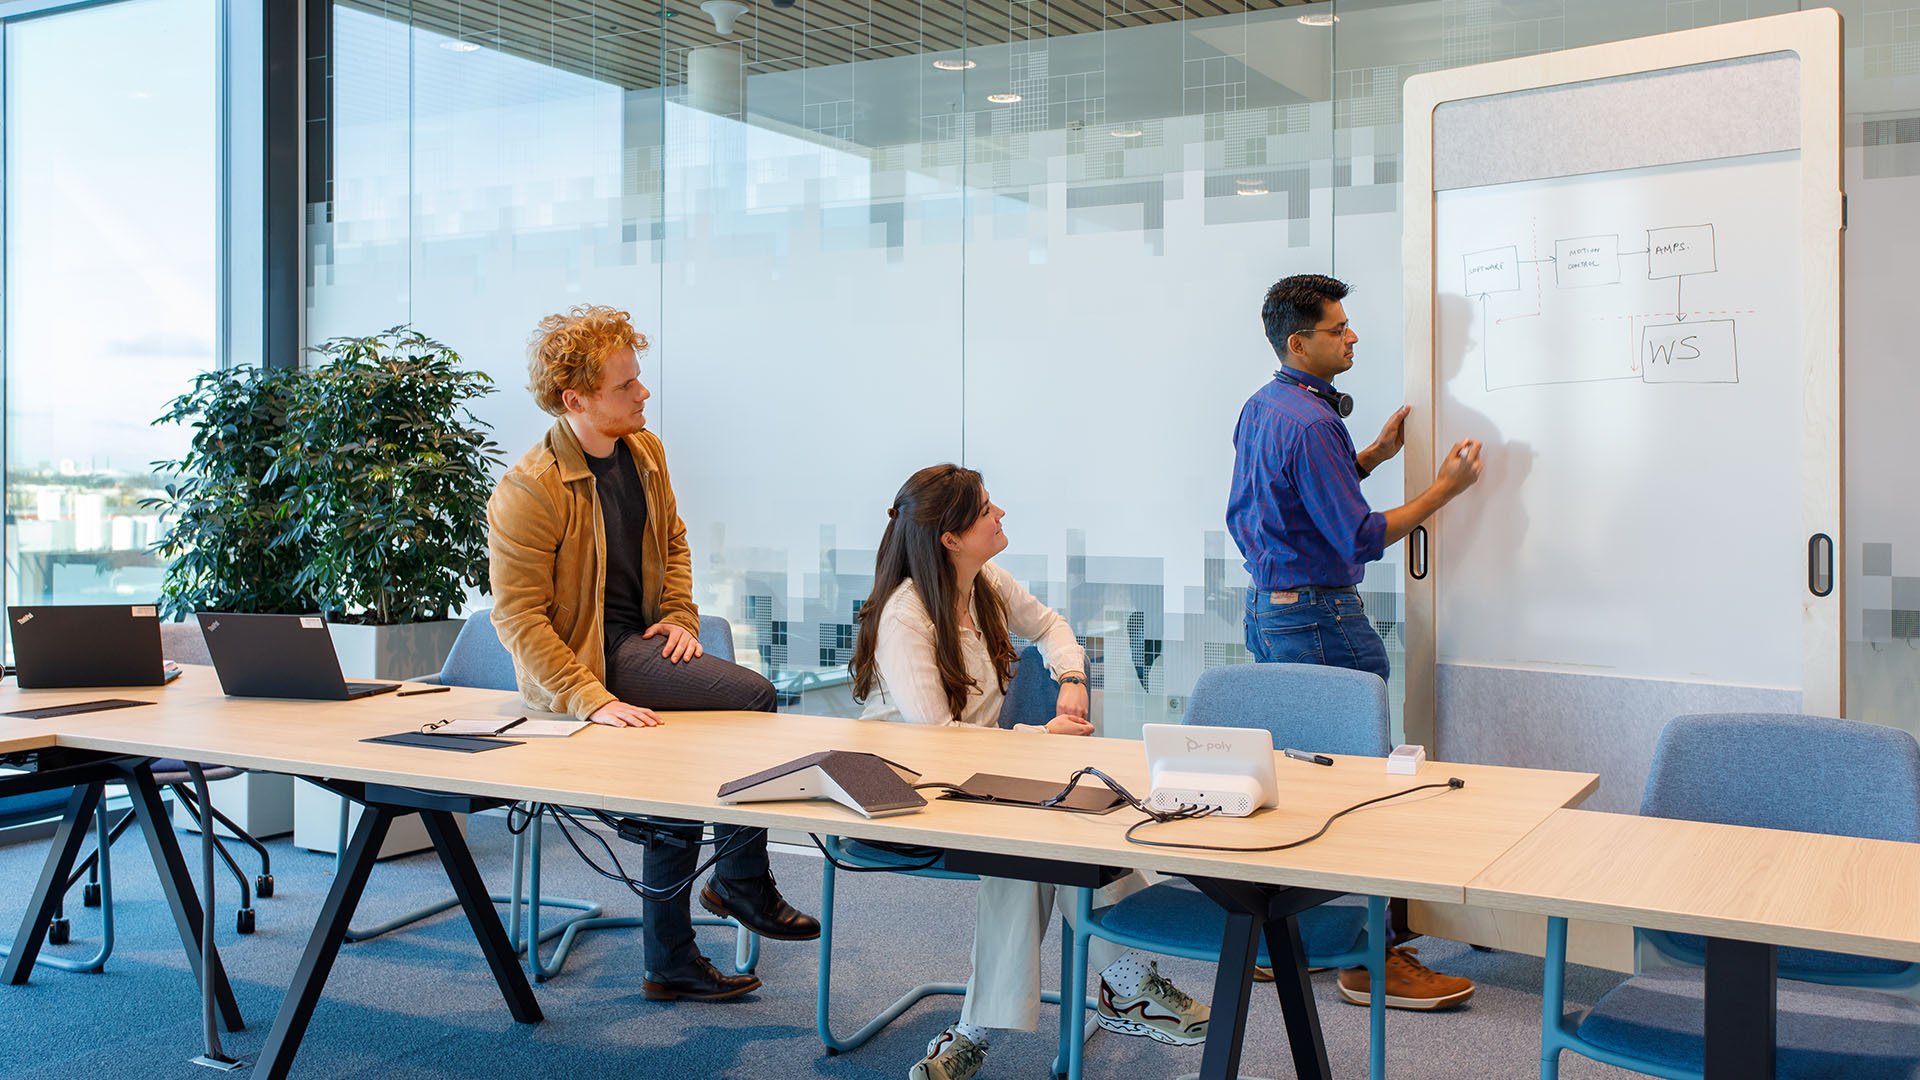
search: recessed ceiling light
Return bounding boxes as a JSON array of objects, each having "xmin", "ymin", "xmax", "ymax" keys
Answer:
[
  {"xmin": 1110, "ymin": 126, "xmax": 1143, "ymax": 138},
  {"xmin": 987, "ymin": 92, "xmax": 1022, "ymax": 104},
  {"xmin": 1295, "ymin": 12, "xmax": 1337, "ymax": 26},
  {"xmin": 932, "ymin": 58, "xmax": 976, "ymax": 70},
  {"xmin": 440, "ymin": 39, "xmax": 482, "ymax": 52},
  {"xmin": 1237, "ymin": 183, "xmax": 1270, "ymax": 196}
]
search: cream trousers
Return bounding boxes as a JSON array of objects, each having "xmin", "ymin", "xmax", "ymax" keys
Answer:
[{"xmin": 958, "ymin": 870, "xmax": 1149, "ymax": 1031}]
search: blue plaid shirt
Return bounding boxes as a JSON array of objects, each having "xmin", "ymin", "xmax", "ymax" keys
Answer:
[{"xmin": 1227, "ymin": 371, "xmax": 1386, "ymax": 588}]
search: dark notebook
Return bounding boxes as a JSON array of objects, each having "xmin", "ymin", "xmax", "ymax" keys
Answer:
[
  {"xmin": 4, "ymin": 698, "xmax": 153, "ymax": 720},
  {"xmin": 362, "ymin": 731, "xmax": 521, "ymax": 753},
  {"xmin": 945, "ymin": 772, "xmax": 1127, "ymax": 815}
]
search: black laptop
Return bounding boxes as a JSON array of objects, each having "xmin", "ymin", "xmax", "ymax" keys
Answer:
[
  {"xmin": 195, "ymin": 612, "xmax": 401, "ymax": 700},
  {"xmin": 7, "ymin": 604, "xmax": 183, "ymax": 689}
]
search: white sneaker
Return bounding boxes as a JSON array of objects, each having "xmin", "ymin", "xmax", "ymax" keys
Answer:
[
  {"xmin": 908, "ymin": 1025, "xmax": 988, "ymax": 1080},
  {"xmin": 1095, "ymin": 960, "xmax": 1210, "ymax": 1046}
]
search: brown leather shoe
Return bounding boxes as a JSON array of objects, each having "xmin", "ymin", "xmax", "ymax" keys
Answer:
[
  {"xmin": 1336, "ymin": 946, "xmax": 1474, "ymax": 1010},
  {"xmin": 699, "ymin": 873, "xmax": 821, "ymax": 941},
  {"xmin": 642, "ymin": 955, "xmax": 761, "ymax": 1001}
]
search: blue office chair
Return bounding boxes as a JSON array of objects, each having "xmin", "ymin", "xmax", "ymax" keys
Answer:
[
  {"xmin": 13, "ymin": 620, "xmax": 279, "ymax": 961},
  {"xmin": 815, "ymin": 646, "xmax": 1090, "ymax": 1054},
  {"xmin": 0, "ymin": 788, "xmax": 116, "ymax": 972},
  {"xmin": 1056, "ymin": 662, "xmax": 1392, "ymax": 1080},
  {"xmin": 344, "ymin": 609, "xmax": 756, "ymax": 980},
  {"xmin": 1540, "ymin": 713, "xmax": 1920, "ymax": 1079}
]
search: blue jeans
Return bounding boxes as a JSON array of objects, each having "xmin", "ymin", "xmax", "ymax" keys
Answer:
[{"xmin": 1244, "ymin": 585, "xmax": 1390, "ymax": 684}]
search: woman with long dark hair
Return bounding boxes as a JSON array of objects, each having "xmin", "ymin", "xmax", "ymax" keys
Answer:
[{"xmin": 852, "ymin": 464, "xmax": 1209, "ymax": 1080}]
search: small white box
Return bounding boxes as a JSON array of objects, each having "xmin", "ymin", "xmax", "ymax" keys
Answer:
[{"xmin": 1387, "ymin": 744, "xmax": 1426, "ymax": 775}]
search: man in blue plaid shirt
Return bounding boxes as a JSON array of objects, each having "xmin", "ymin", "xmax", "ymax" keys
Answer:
[{"xmin": 1227, "ymin": 274, "xmax": 1485, "ymax": 1011}]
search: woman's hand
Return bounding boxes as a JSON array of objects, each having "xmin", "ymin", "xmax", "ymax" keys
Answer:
[
  {"xmin": 1045, "ymin": 715, "xmax": 1095, "ymax": 736},
  {"xmin": 1055, "ymin": 680, "xmax": 1090, "ymax": 720}
]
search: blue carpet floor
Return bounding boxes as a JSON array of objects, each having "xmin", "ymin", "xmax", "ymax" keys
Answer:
[{"xmin": 0, "ymin": 809, "xmax": 1644, "ymax": 1078}]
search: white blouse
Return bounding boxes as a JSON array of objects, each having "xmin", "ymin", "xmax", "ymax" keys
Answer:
[{"xmin": 859, "ymin": 561, "xmax": 1087, "ymax": 731}]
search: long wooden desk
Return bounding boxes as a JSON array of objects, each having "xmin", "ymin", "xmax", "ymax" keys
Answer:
[
  {"xmin": 4, "ymin": 668, "xmax": 1597, "ymax": 1079},
  {"xmin": 1468, "ymin": 808, "xmax": 1920, "ymax": 1078}
]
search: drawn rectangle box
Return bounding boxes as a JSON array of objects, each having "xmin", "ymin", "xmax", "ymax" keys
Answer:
[
  {"xmin": 1645, "ymin": 224, "xmax": 1717, "ymax": 279},
  {"xmin": 1463, "ymin": 246, "xmax": 1521, "ymax": 295},
  {"xmin": 1640, "ymin": 318, "xmax": 1737, "ymax": 383},
  {"xmin": 1554, "ymin": 234, "xmax": 1620, "ymax": 287}
]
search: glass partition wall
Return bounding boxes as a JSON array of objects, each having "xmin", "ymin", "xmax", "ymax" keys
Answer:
[
  {"xmin": 312, "ymin": 0, "xmax": 1920, "ymax": 737},
  {"xmin": 2, "ymin": 0, "xmax": 220, "ymax": 631}
]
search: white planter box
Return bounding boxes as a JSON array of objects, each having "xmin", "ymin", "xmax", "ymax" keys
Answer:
[
  {"xmin": 327, "ymin": 618, "xmax": 465, "ymax": 680},
  {"xmin": 173, "ymin": 771, "xmax": 294, "ymax": 840},
  {"xmin": 292, "ymin": 778, "xmax": 464, "ymax": 859},
  {"xmin": 294, "ymin": 617, "xmax": 470, "ymax": 857}
]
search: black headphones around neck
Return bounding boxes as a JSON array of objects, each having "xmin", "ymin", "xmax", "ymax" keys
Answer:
[{"xmin": 1274, "ymin": 368, "xmax": 1354, "ymax": 418}]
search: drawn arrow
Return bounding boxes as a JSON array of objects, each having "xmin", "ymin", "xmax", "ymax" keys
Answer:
[
  {"xmin": 1675, "ymin": 276, "xmax": 1687, "ymax": 322},
  {"xmin": 1479, "ymin": 293, "xmax": 1491, "ymax": 394},
  {"xmin": 1518, "ymin": 256, "xmax": 1556, "ymax": 265}
]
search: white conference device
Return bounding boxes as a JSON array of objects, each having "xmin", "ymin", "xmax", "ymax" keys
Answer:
[
  {"xmin": 716, "ymin": 750, "xmax": 927, "ymax": 819},
  {"xmin": 1141, "ymin": 723, "xmax": 1279, "ymax": 818}
]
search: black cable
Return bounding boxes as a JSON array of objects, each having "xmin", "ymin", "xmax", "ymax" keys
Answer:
[
  {"xmin": 1040, "ymin": 766, "xmax": 1167, "ymax": 815},
  {"xmin": 505, "ymin": 802, "xmax": 538, "ymax": 835},
  {"xmin": 804, "ymin": 833, "xmax": 945, "ymax": 872},
  {"xmin": 1124, "ymin": 778, "xmax": 1467, "ymax": 852},
  {"xmin": 912, "ymin": 780, "xmax": 1011, "ymax": 805},
  {"xmin": 539, "ymin": 805, "xmax": 767, "ymax": 901}
]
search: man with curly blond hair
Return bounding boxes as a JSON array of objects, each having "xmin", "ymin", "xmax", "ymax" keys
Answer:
[{"xmin": 488, "ymin": 304, "xmax": 818, "ymax": 1003}]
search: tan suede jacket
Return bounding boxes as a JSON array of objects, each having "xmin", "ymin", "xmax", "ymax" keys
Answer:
[{"xmin": 487, "ymin": 418, "xmax": 699, "ymax": 719}]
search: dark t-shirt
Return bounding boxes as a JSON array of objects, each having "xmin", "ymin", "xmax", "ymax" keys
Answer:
[{"xmin": 584, "ymin": 440, "xmax": 649, "ymax": 650}]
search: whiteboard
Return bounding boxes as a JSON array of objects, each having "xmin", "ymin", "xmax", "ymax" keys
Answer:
[
  {"xmin": 1432, "ymin": 151, "xmax": 1804, "ymax": 688},
  {"xmin": 1398, "ymin": 11, "xmax": 1845, "ymax": 807}
]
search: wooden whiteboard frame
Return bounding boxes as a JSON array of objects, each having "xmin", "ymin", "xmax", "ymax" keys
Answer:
[{"xmin": 1400, "ymin": 9, "xmax": 1845, "ymax": 748}]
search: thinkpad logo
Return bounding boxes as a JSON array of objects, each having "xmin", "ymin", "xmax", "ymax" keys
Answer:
[
  {"xmin": 14, "ymin": 612, "xmax": 32, "ymax": 625},
  {"xmin": 206, "ymin": 620, "xmax": 221, "ymax": 632}
]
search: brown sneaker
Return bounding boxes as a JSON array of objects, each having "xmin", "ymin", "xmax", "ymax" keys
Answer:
[{"xmin": 1335, "ymin": 946, "xmax": 1474, "ymax": 1010}]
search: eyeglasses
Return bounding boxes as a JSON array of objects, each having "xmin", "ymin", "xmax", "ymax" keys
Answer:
[{"xmin": 1290, "ymin": 322, "xmax": 1351, "ymax": 338}]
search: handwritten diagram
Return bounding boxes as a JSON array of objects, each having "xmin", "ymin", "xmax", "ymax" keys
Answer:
[{"xmin": 1460, "ymin": 221, "xmax": 1740, "ymax": 391}]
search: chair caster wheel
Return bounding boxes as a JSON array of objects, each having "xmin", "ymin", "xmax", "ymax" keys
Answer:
[
  {"xmin": 256, "ymin": 875, "xmax": 274, "ymax": 898},
  {"xmin": 83, "ymin": 882, "xmax": 103, "ymax": 907},
  {"xmin": 48, "ymin": 918, "xmax": 71, "ymax": 946},
  {"xmin": 237, "ymin": 909, "xmax": 256, "ymax": 935}
]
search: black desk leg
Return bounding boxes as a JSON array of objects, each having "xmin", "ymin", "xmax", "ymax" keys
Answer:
[
  {"xmin": 124, "ymin": 765, "xmax": 245, "ymax": 1032},
  {"xmin": 255, "ymin": 804, "xmax": 396, "ymax": 1080},
  {"xmin": 420, "ymin": 809, "xmax": 541, "ymax": 1023},
  {"xmin": 1265, "ymin": 912, "xmax": 1332, "ymax": 1080},
  {"xmin": 1197, "ymin": 908, "xmax": 1263, "ymax": 1080},
  {"xmin": 3, "ymin": 784, "xmax": 104, "ymax": 984},
  {"xmin": 1705, "ymin": 937, "xmax": 1776, "ymax": 1080}
]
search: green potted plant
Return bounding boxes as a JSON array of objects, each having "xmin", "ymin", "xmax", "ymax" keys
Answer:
[
  {"xmin": 148, "ymin": 327, "xmax": 503, "ymax": 678},
  {"xmin": 280, "ymin": 327, "xmax": 503, "ymax": 677},
  {"xmin": 149, "ymin": 365, "xmax": 315, "ymax": 619}
]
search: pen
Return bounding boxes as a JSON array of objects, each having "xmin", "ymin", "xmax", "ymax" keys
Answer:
[
  {"xmin": 1282, "ymin": 748, "xmax": 1334, "ymax": 767},
  {"xmin": 398, "ymin": 686, "xmax": 451, "ymax": 697}
]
